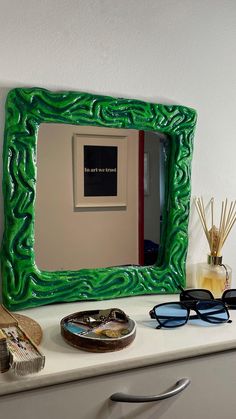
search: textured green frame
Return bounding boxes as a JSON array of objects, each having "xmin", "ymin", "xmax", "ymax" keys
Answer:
[{"xmin": 1, "ymin": 88, "xmax": 197, "ymax": 310}]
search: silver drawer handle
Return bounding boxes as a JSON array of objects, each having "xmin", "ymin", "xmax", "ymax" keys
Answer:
[{"xmin": 110, "ymin": 377, "xmax": 190, "ymax": 403}]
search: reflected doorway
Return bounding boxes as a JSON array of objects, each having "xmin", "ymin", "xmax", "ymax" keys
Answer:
[{"xmin": 139, "ymin": 131, "xmax": 168, "ymax": 265}]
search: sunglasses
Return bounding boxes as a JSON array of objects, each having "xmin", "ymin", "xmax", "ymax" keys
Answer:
[
  {"xmin": 179, "ymin": 288, "xmax": 236, "ymax": 309},
  {"xmin": 149, "ymin": 300, "xmax": 231, "ymax": 329}
]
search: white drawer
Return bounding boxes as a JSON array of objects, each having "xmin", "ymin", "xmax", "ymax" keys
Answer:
[{"xmin": 1, "ymin": 350, "xmax": 236, "ymax": 419}]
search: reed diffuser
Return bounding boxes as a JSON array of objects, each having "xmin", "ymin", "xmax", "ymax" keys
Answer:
[{"xmin": 194, "ymin": 197, "xmax": 236, "ymax": 297}]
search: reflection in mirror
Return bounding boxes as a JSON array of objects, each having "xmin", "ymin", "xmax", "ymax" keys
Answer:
[{"xmin": 34, "ymin": 124, "xmax": 169, "ymax": 271}]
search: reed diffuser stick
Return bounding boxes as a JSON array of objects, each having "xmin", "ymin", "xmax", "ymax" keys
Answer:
[
  {"xmin": 210, "ymin": 198, "xmax": 214, "ymax": 251},
  {"xmin": 222, "ymin": 213, "xmax": 236, "ymax": 246},
  {"xmin": 223, "ymin": 201, "xmax": 236, "ymax": 238},
  {"xmin": 217, "ymin": 200, "xmax": 226, "ymax": 256},
  {"xmin": 195, "ymin": 198, "xmax": 211, "ymax": 245}
]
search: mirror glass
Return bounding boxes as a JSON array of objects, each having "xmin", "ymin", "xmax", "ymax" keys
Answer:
[{"xmin": 35, "ymin": 124, "xmax": 169, "ymax": 271}]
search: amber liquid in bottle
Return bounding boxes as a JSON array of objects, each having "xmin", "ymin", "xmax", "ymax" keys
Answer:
[{"xmin": 196, "ymin": 255, "xmax": 232, "ymax": 298}]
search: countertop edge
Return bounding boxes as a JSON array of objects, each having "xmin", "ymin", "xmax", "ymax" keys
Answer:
[{"xmin": 1, "ymin": 339, "xmax": 236, "ymax": 397}]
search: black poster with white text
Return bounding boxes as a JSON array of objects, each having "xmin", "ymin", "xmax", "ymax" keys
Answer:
[{"xmin": 84, "ymin": 145, "xmax": 118, "ymax": 197}]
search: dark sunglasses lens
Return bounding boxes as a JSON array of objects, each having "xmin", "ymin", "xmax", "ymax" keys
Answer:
[
  {"xmin": 197, "ymin": 301, "xmax": 229, "ymax": 323},
  {"xmin": 180, "ymin": 289, "xmax": 213, "ymax": 301},
  {"xmin": 222, "ymin": 289, "xmax": 236, "ymax": 307},
  {"xmin": 154, "ymin": 303, "xmax": 188, "ymax": 328}
]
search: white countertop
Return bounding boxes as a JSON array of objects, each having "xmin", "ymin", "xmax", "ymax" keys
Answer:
[{"xmin": 1, "ymin": 294, "xmax": 236, "ymax": 396}]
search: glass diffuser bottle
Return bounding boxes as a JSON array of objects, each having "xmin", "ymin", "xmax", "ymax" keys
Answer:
[
  {"xmin": 196, "ymin": 254, "xmax": 232, "ymax": 298},
  {"xmin": 195, "ymin": 198, "xmax": 235, "ymax": 298}
]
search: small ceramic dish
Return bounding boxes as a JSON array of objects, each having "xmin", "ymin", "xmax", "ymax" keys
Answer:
[{"xmin": 61, "ymin": 308, "xmax": 136, "ymax": 352}]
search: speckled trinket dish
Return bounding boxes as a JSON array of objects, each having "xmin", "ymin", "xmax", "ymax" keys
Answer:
[{"xmin": 61, "ymin": 308, "xmax": 136, "ymax": 352}]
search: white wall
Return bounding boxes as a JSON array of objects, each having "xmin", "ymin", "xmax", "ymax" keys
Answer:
[{"xmin": 0, "ymin": 0, "xmax": 236, "ymax": 289}]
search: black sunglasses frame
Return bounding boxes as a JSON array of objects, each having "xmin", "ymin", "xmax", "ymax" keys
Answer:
[
  {"xmin": 179, "ymin": 288, "xmax": 236, "ymax": 309},
  {"xmin": 149, "ymin": 300, "xmax": 231, "ymax": 329}
]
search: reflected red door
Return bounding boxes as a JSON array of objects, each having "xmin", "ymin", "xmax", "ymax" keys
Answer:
[{"xmin": 139, "ymin": 131, "xmax": 144, "ymax": 265}]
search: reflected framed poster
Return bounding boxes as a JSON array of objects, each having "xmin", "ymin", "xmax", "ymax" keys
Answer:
[{"xmin": 73, "ymin": 133, "xmax": 127, "ymax": 208}]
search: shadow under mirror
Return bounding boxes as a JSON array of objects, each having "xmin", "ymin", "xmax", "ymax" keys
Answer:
[{"xmin": 35, "ymin": 124, "xmax": 170, "ymax": 271}]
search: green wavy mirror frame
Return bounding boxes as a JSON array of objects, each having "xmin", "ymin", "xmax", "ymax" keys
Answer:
[{"xmin": 1, "ymin": 88, "xmax": 197, "ymax": 310}]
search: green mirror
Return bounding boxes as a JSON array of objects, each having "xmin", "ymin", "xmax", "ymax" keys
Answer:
[{"xmin": 1, "ymin": 88, "xmax": 197, "ymax": 310}]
